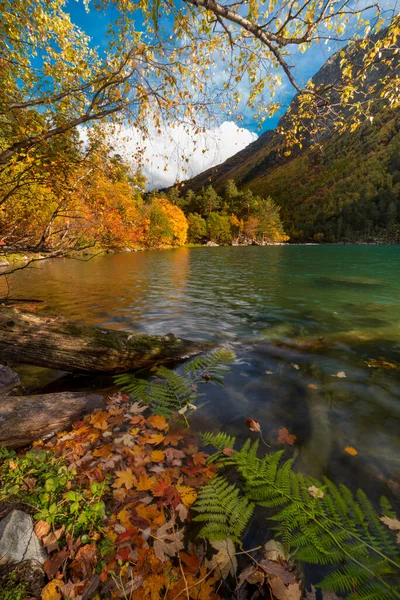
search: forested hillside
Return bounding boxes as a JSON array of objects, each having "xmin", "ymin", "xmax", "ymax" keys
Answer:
[{"xmin": 182, "ymin": 32, "xmax": 400, "ymax": 242}]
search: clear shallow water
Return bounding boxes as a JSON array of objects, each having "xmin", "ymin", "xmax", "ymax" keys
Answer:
[{"xmin": 4, "ymin": 245, "xmax": 400, "ymax": 506}]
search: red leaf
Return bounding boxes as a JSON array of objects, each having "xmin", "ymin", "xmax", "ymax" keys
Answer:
[
  {"xmin": 245, "ymin": 418, "xmax": 261, "ymax": 432},
  {"xmin": 116, "ymin": 528, "xmax": 138, "ymax": 544},
  {"xmin": 277, "ymin": 427, "xmax": 297, "ymax": 446}
]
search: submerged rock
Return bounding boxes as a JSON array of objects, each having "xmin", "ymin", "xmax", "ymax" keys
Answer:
[
  {"xmin": 0, "ymin": 364, "xmax": 21, "ymax": 395},
  {"xmin": 0, "ymin": 510, "xmax": 46, "ymax": 565}
]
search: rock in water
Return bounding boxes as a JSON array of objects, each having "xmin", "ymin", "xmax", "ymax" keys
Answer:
[
  {"xmin": 0, "ymin": 510, "xmax": 46, "ymax": 565},
  {"xmin": 0, "ymin": 364, "xmax": 21, "ymax": 395}
]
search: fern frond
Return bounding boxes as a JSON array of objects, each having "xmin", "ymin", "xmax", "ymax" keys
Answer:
[{"xmin": 193, "ymin": 475, "xmax": 254, "ymax": 542}]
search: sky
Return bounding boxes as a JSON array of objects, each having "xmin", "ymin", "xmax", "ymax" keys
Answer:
[{"xmin": 66, "ymin": 0, "xmax": 392, "ymax": 188}]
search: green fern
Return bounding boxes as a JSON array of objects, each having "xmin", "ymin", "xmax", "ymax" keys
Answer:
[
  {"xmin": 201, "ymin": 431, "xmax": 236, "ymax": 463},
  {"xmin": 114, "ymin": 348, "xmax": 235, "ymax": 418},
  {"xmin": 201, "ymin": 434, "xmax": 400, "ymax": 599},
  {"xmin": 192, "ymin": 475, "xmax": 254, "ymax": 543}
]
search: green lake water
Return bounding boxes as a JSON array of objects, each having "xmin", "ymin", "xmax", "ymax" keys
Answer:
[{"xmin": 4, "ymin": 245, "xmax": 400, "ymax": 513}]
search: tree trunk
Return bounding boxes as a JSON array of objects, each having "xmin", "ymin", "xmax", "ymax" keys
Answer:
[
  {"xmin": 0, "ymin": 392, "xmax": 103, "ymax": 448},
  {"xmin": 0, "ymin": 308, "xmax": 209, "ymax": 373}
]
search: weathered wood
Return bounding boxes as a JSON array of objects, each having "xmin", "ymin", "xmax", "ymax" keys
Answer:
[
  {"xmin": 0, "ymin": 308, "xmax": 209, "ymax": 373},
  {"xmin": 0, "ymin": 392, "xmax": 103, "ymax": 448}
]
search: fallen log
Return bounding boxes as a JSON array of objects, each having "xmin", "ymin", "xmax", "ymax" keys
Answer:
[
  {"xmin": 0, "ymin": 308, "xmax": 209, "ymax": 373},
  {"xmin": 0, "ymin": 392, "xmax": 103, "ymax": 448}
]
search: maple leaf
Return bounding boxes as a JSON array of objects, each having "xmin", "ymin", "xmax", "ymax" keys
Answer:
[
  {"xmin": 147, "ymin": 414, "xmax": 169, "ymax": 431},
  {"xmin": 344, "ymin": 446, "xmax": 358, "ymax": 456},
  {"xmin": 89, "ymin": 410, "xmax": 109, "ymax": 430},
  {"xmin": 139, "ymin": 433, "xmax": 165, "ymax": 445},
  {"xmin": 114, "ymin": 433, "xmax": 136, "ymax": 447},
  {"xmin": 129, "ymin": 401, "xmax": 148, "ymax": 414},
  {"xmin": 130, "ymin": 415, "xmax": 146, "ymax": 426},
  {"xmin": 143, "ymin": 573, "xmax": 167, "ymax": 600},
  {"xmin": 163, "ymin": 432, "xmax": 184, "ymax": 446},
  {"xmin": 70, "ymin": 543, "xmax": 97, "ymax": 581},
  {"xmin": 113, "ymin": 468, "xmax": 136, "ymax": 489},
  {"xmin": 93, "ymin": 444, "xmax": 113, "ymax": 458},
  {"xmin": 153, "ymin": 518, "xmax": 184, "ymax": 561},
  {"xmin": 277, "ymin": 427, "xmax": 297, "ymax": 445},
  {"xmin": 151, "ymin": 450, "xmax": 165, "ymax": 463},
  {"xmin": 135, "ymin": 472, "xmax": 157, "ymax": 491},
  {"xmin": 308, "ymin": 485, "xmax": 324, "ymax": 499},
  {"xmin": 176, "ymin": 482, "xmax": 198, "ymax": 507},
  {"xmin": 152, "ymin": 478, "xmax": 171, "ymax": 497},
  {"xmin": 206, "ymin": 539, "xmax": 237, "ymax": 579},
  {"xmin": 245, "ymin": 418, "xmax": 261, "ymax": 432},
  {"xmin": 180, "ymin": 551, "xmax": 201, "ymax": 575},
  {"xmin": 192, "ymin": 452, "xmax": 208, "ymax": 466},
  {"xmin": 41, "ymin": 579, "xmax": 63, "ymax": 600}
]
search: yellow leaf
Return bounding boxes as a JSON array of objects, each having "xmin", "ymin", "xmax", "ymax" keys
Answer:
[
  {"xmin": 344, "ymin": 446, "xmax": 358, "ymax": 456},
  {"xmin": 41, "ymin": 580, "xmax": 63, "ymax": 600},
  {"xmin": 177, "ymin": 482, "xmax": 197, "ymax": 507},
  {"xmin": 151, "ymin": 450, "xmax": 165, "ymax": 463},
  {"xmin": 112, "ymin": 468, "xmax": 136, "ymax": 489}
]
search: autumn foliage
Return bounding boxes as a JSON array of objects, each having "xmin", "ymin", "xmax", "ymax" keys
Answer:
[{"xmin": 25, "ymin": 392, "xmax": 221, "ymax": 599}]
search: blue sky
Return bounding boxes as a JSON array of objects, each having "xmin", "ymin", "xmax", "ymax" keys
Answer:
[{"xmin": 66, "ymin": 0, "xmax": 339, "ymax": 133}]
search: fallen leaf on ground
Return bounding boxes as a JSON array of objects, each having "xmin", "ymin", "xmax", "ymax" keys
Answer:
[
  {"xmin": 176, "ymin": 482, "xmax": 197, "ymax": 507},
  {"xmin": 41, "ymin": 579, "xmax": 63, "ymax": 600},
  {"xmin": 264, "ymin": 540, "xmax": 287, "ymax": 562},
  {"xmin": 307, "ymin": 383, "xmax": 318, "ymax": 390},
  {"xmin": 277, "ymin": 427, "xmax": 297, "ymax": 446},
  {"xmin": 151, "ymin": 450, "xmax": 165, "ymax": 463},
  {"xmin": 206, "ymin": 539, "xmax": 237, "ymax": 579},
  {"xmin": 42, "ymin": 525, "xmax": 65, "ymax": 553},
  {"xmin": 269, "ymin": 576, "xmax": 302, "ymax": 600},
  {"xmin": 153, "ymin": 518, "xmax": 184, "ymax": 562},
  {"xmin": 147, "ymin": 414, "xmax": 169, "ymax": 431},
  {"xmin": 34, "ymin": 520, "xmax": 51, "ymax": 541},
  {"xmin": 245, "ymin": 418, "xmax": 261, "ymax": 432},
  {"xmin": 113, "ymin": 468, "xmax": 136, "ymax": 489}
]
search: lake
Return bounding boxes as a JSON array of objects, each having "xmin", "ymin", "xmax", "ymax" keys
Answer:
[{"xmin": 4, "ymin": 245, "xmax": 400, "ymax": 513}]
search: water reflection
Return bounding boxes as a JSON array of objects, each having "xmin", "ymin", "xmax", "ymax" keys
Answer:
[{"xmin": 6, "ymin": 245, "xmax": 400, "ymax": 504}]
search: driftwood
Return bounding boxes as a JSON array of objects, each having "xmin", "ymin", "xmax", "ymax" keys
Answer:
[
  {"xmin": 0, "ymin": 308, "xmax": 209, "ymax": 373},
  {"xmin": 0, "ymin": 392, "xmax": 103, "ymax": 448}
]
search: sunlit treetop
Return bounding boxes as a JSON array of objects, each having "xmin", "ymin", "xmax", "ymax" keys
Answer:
[{"xmin": 0, "ymin": 0, "xmax": 399, "ymax": 168}]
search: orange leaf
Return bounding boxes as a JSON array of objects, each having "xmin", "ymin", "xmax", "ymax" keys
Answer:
[
  {"xmin": 135, "ymin": 472, "xmax": 157, "ymax": 491},
  {"xmin": 344, "ymin": 446, "xmax": 358, "ymax": 456},
  {"xmin": 163, "ymin": 433, "xmax": 184, "ymax": 446},
  {"xmin": 139, "ymin": 433, "xmax": 165, "ymax": 445},
  {"xmin": 113, "ymin": 468, "xmax": 136, "ymax": 489},
  {"xmin": 245, "ymin": 418, "xmax": 261, "ymax": 432},
  {"xmin": 277, "ymin": 427, "xmax": 297, "ymax": 446},
  {"xmin": 93, "ymin": 444, "xmax": 113, "ymax": 458},
  {"xmin": 89, "ymin": 410, "xmax": 109, "ymax": 430},
  {"xmin": 151, "ymin": 450, "xmax": 165, "ymax": 463},
  {"xmin": 147, "ymin": 415, "xmax": 169, "ymax": 431}
]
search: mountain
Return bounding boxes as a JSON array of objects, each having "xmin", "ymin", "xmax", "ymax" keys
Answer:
[{"xmin": 181, "ymin": 31, "xmax": 400, "ymax": 242}]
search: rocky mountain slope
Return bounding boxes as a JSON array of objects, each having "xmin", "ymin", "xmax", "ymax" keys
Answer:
[{"xmin": 182, "ymin": 30, "xmax": 400, "ymax": 242}]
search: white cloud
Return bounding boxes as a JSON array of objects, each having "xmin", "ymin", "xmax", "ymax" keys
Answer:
[{"xmin": 110, "ymin": 121, "xmax": 257, "ymax": 190}]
